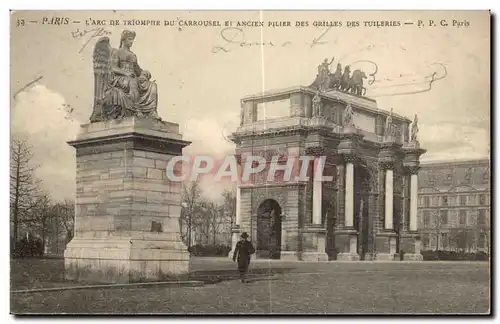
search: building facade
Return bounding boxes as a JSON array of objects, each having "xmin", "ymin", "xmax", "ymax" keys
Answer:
[
  {"xmin": 417, "ymin": 159, "xmax": 491, "ymax": 253},
  {"xmin": 229, "ymin": 85, "xmax": 425, "ymax": 261}
]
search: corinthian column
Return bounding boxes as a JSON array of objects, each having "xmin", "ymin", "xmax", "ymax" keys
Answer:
[
  {"xmin": 307, "ymin": 146, "xmax": 325, "ymax": 225},
  {"xmin": 344, "ymin": 155, "xmax": 356, "ymax": 228},
  {"xmin": 409, "ymin": 166, "xmax": 419, "ymax": 232},
  {"xmin": 383, "ymin": 162, "xmax": 394, "ymax": 230}
]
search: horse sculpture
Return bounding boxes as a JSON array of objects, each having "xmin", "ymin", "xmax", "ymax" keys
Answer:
[
  {"xmin": 349, "ymin": 69, "xmax": 367, "ymax": 96},
  {"xmin": 329, "ymin": 63, "xmax": 343, "ymax": 89},
  {"xmin": 309, "ymin": 59, "xmax": 369, "ymax": 97},
  {"xmin": 339, "ymin": 65, "xmax": 351, "ymax": 92}
]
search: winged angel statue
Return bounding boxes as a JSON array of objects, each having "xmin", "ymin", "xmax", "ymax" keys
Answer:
[{"xmin": 90, "ymin": 30, "xmax": 160, "ymax": 122}]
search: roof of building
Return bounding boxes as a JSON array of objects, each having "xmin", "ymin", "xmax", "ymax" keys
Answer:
[
  {"xmin": 420, "ymin": 157, "xmax": 490, "ymax": 167},
  {"xmin": 241, "ymin": 85, "xmax": 411, "ymax": 123}
]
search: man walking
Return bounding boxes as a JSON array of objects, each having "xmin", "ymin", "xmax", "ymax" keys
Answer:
[{"xmin": 232, "ymin": 232, "xmax": 255, "ymax": 283}]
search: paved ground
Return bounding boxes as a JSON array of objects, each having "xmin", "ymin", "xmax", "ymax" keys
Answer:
[{"xmin": 11, "ymin": 257, "xmax": 490, "ymax": 314}]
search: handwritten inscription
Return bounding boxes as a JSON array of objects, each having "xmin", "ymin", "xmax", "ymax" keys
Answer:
[
  {"xmin": 212, "ymin": 27, "xmax": 291, "ymax": 54},
  {"xmin": 71, "ymin": 27, "xmax": 112, "ymax": 53}
]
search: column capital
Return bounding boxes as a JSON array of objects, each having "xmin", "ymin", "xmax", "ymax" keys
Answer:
[
  {"xmin": 379, "ymin": 160, "xmax": 395, "ymax": 171},
  {"xmin": 234, "ymin": 154, "xmax": 242, "ymax": 165},
  {"xmin": 404, "ymin": 165, "xmax": 420, "ymax": 175},
  {"xmin": 342, "ymin": 154, "xmax": 359, "ymax": 165},
  {"xmin": 305, "ymin": 146, "xmax": 325, "ymax": 157}
]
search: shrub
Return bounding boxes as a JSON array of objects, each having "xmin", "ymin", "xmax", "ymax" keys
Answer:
[
  {"xmin": 188, "ymin": 244, "xmax": 232, "ymax": 257},
  {"xmin": 11, "ymin": 237, "xmax": 44, "ymax": 258},
  {"xmin": 421, "ymin": 250, "xmax": 489, "ymax": 261}
]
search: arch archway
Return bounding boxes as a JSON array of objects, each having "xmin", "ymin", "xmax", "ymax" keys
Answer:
[{"xmin": 256, "ymin": 199, "xmax": 282, "ymax": 259}]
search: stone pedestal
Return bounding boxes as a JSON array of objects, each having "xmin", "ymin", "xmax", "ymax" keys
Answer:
[
  {"xmin": 301, "ymin": 227, "xmax": 328, "ymax": 261},
  {"xmin": 64, "ymin": 117, "xmax": 191, "ymax": 283},
  {"xmin": 335, "ymin": 230, "xmax": 360, "ymax": 261},
  {"xmin": 400, "ymin": 233, "xmax": 423, "ymax": 261},
  {"xmin": 374, "ymin": 233, "xmax": 397, "ymax": 261}
]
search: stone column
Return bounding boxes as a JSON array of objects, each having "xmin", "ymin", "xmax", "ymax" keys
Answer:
[
  {"xmin": 336, "ymin": 130, "xmax": 362, "ymax": 261},
  {"xmin": 301, "ymin": 146, "xmax": 328, "ymax": 261},
  {"xmin": 374, "ymin": 156, "xmax": 397, "ymax": 261},
  {"xmin": 384, "ymin": 166, "xmax": 394, "ymax": 230},
  {"xmin": 312, "ymin": 156, "xmax": 323, "ymax": 225},
  {"xmin": 409, "ymin": 170, "xmax": 418, "ymax": 232},
  {"xmin": 399, "ymin": 165, "xmax": 423, "ymax": 261},
  {"xmin": 344, "ymin": 156, "xmax": 355, "ymax": 228},
  {"xmin": 335, "ymin": 154, "xmax": 360, "ymax": 261}
]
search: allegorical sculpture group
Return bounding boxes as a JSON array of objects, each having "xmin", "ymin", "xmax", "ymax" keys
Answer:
[
  {"xmin": 90, "ymin": 30, "xmax": 160, "ymax": 122},
  {"xmin": 309, "ymin": 57, "xmax": 368, "ymax": 96}
]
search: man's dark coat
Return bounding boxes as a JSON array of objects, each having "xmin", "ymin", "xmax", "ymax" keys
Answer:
[{"xmin": 233, "ymin": 240, "xmax": 255, "ymax": 273}]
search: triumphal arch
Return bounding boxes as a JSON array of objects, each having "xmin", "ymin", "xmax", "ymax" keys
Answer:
[{"xmin": 229, "ymin": 59, "xmax": 426, "ymax": 261}]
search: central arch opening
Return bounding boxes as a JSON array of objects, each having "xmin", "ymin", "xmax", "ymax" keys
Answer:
[{"xmin": 256, "ymin": 199, "xmax": 282, "ymax": 259}]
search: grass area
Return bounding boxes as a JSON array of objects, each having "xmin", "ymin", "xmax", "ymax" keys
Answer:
[{"xmin": 11, "ymin": 258, "xmax": 490, "ymax": 314}]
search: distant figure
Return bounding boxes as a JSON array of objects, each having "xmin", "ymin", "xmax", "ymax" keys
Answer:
[{"xmin": 232, "ymin": 232, "xmax": 255, "ymax": 283}]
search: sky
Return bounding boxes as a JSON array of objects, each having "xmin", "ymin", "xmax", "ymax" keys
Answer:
[{"xmin": 10, "ymin": 10, "xmax": 490, "ymax": 202}]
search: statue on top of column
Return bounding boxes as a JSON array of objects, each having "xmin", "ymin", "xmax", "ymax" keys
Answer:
[
  {"xmin": 90, "ymin": 30, "xmax": 160, "ymax": 123},
  {"xmin": 343, "ymin": 103, "xmax": 354, "ymax": 127},
  {"xmin": 411, "ymin": 114, "xmax": 419, "ymax": 142},
  {"xmin": 312, "ymin": 91, "xmax": 323, "ymax": 117},
  {"xmin": 384, "ymin": 108, "xmax": 394, "ymax": 138}
]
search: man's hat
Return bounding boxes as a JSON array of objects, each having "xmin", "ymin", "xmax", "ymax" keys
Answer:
[{"xmin": 240, "ymin": 232, "xmax": 249, "ymax": 239}]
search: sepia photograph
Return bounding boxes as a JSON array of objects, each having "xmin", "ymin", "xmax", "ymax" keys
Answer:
[{"xmin": 9, "ymin": 9, "xmax": 491, "ymax": 315}]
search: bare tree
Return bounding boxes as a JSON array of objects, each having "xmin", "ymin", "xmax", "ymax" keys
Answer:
[
  {"xmin": 180, "ymin": 181, "xmax": 202, "ymax": 247},
  {"xmin": 28, "ymin": 193, "xmax": 53, "ymax": 251},
  {"xmin": 200, "ymin": 200, "xmax": 225, "ymax": 245},
  {"xmin": 52, "ymin": 199, "xmax": 75, "ymax": 245},
  {"xmin": 222, "ymin": 188, "xmax": 236, "ymax": 243},
  {"xmin": 10, "ymin": 138, "xmax": 41, "ymax": 250}
]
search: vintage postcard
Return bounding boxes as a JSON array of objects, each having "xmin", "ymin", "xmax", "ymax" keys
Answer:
[{"xmin": 10, "ymin": 10, "xmax": 490, "ymax": 315}]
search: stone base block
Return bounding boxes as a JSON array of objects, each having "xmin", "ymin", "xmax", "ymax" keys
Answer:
[
  {"xmin": 64, "ymin": 236, "xmax": 190, "ymax": 284},
  {"xmin": 280, "ymin": 251, "xmax": 300, "ymax": 261},
  {"xmin": 400, "ymin": 234, "xmax": 422, "ymax": 255},
  {"xmin": 336, "ymin": 253, "xmax": 360, "ymax": 261},
  {"xmin": 301, "ymin": 252, "xmax": 329, "ymax": 262},
  {"xmin": 364, "ymin": 252, "xmax": 376, "ymax": 261},
  {"xmin": 403, "ymin": 253, "xmax": 423, "ymax": 261},
  {"xmin": 374, "ymin": 253, "xmax": 396, "ymax": 261}
]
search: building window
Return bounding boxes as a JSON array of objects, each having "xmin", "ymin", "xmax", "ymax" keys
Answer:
[
  {"xmin": 459, "ymin": 195, "xmax": 467, "ymax": 206},
  {"xmin": 482, "ymin": 169, "xmax": 489, "ymax": 184},
  {"xmin": 464, "ymin": 168, "xmax": 472, "ymax": 182},
  {"xmin": 424, "ymin": 196, "xmax": 430, "ymax": 207},
  {"xmin": 459, "ymin": 210, "xmax": 467, "ymax": 226},
  {"xmin": 423, "ymin": 211, "xmax": 431, "ymax": 227},
  {"xmin": 479, "ymin": 194, "xmax": 486, "ymax": 205},
  {"xmin": 440, "ymin": 210, "xmax": 448, "ymax": 226},
  {"xmin": 442, "ymin": 196, "xmax": 448, "ymax": 206},
  {"xmin": 478, "ymin": 209, "xmax": 486, "ymax": 225},
  {"xmin": 479, "ymin": 233, "xmax": 487, "ymax": 249},
  {"xmin": 428, "ymin": 174, "xmax": 436, "ymax": 186}
]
